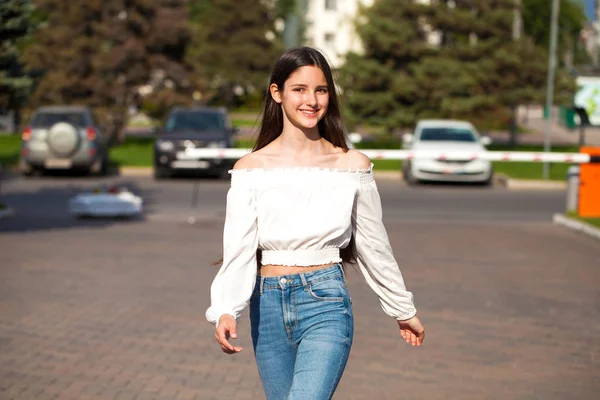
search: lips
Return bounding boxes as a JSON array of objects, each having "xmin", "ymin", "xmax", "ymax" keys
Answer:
[{"xmin": 300, "ymin": 109, "xmax": 319, "ymax": 117}]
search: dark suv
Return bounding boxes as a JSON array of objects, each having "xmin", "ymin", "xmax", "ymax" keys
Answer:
[
  {"xmin": 153, "ymin": 107, "xmax": 238, "ymax": 179},
  {"xmin": 19, "ymin": 105, "xmax": 109, "ymax": 176}
]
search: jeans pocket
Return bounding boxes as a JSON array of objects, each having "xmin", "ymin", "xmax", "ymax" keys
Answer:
[{"xmin": 307, "ymin": 278, "xmax": 347, "ymax": 302}]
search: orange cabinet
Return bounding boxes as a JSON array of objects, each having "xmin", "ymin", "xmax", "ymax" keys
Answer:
[{"xmin": 579, "ymin": 147, "xmax": 600, "ymax": 217}]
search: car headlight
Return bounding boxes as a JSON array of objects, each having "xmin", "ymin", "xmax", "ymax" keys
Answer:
[
  {"xmin": 158, "ymin": 140, "xmax": 174, "ymax": 151},
  {"xmin": 207, "ymin": 141, "xmax": 227, "ymax": 148}
]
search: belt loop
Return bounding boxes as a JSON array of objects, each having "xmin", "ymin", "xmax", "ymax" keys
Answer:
[
  {"xmin": 300, "ymin": 273, "xmax": 308, "ymax": 287},
  {"xmin": 259, "ymin": 276, "xmax": 264, "ymax": 295}
]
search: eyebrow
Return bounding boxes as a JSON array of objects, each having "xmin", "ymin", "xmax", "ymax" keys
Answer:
[{"xmin": 289, "ymin": 83, "xmax": 328, "ymax": 88}]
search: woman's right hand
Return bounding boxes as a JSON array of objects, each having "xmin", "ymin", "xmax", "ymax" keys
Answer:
[{"xmin": 215, "ymin": 314, "xmax": 243, "ymax": 354}]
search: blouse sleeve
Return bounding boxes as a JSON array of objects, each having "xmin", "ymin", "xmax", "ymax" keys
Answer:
[
  {"xmin": 205, "ymin": 178, "xmax": 259, "ymax": 327},
  {"xmin": 352, "ymin": 171, "xmax": 417, "ymax": 321}
]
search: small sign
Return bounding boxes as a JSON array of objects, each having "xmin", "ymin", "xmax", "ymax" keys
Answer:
[{"xmin": 45, "ymin": 159, "xmax": 72, "ymax": 168}]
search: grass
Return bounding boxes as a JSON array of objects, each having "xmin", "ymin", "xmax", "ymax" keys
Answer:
[
  {"xmin": 232, "ymin": 118, "xmax": 260, "ymax": 128},
  {"xmin": 110, "ymin": 137, "xmax": 154, "ymax": 166},
  {"xmin": 566, "ymin": 211, "xmax": 600, "ymax": 229},
  {"xmin": 373, "ymin": 159, "xmax": 403, "ymax": 171},
  {"xmin": 492, "ymin": 162, "xmax": 572, "ymax": 181},
  {"xmin": 0, "ymin": 133, "xmax": 588, "ymax": 181},
  {"xmin": 0, "ymin": 134, "xmax": 22, "ymax": 167}
]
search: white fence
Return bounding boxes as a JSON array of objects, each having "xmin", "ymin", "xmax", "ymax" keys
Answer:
[{"xmin": 180, "ymin": 148, "xmax": 598, "ymax": 163}]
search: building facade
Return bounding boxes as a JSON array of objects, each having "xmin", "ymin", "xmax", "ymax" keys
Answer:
[
  {"xmin": 299, "ymin": 0, "xmax": 434, "ymax": 68},
  {"xmin": 298, "ymin": 0, "xmax": 374, "ymax": 68}
]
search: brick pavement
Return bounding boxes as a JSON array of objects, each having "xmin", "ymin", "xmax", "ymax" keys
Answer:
[{"xmin": 1, "ymin": 215, "xmax": 599, "ymax": 400}]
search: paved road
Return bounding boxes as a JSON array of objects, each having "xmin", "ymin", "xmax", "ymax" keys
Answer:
[{"xmin": 1, "ymin": 175, "xmax": 599, "ymax": 400}]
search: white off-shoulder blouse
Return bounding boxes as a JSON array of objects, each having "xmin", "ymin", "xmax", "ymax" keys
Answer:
[{"xmin": 205, "ymin": 164, "xmax": 417, "ymax": 326}]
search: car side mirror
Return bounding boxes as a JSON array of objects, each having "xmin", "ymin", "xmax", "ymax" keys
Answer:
[
  {"xmin": 402, "ymin": 133, "xmax": 413, "ymax": 147},
  {"xmin": 480, "ymin": 136, "xmax": 492, "ymax": 146}
]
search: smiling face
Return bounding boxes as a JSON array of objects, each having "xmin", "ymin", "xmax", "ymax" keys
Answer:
[{"xmin": 270, "ymin": 65, "xmax": 329, "ymax": 133}]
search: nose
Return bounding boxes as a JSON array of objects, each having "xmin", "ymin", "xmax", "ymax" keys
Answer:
[{"xmin": 305, "ymin": 90, "xmax": 318, "ymax": 107}]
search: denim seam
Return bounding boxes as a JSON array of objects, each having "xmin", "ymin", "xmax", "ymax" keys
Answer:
[
  {"xmin": 325, "ymin": 296, "xmax": 352, "ymax": 400},
  {"xmin": 282, "ymin": 287, "xmax": 298, "ymax": 350}
]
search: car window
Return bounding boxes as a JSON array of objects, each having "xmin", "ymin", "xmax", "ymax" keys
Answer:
[
  {"xmin": 31, "ymin": 112, "xmax": 88, "ymax": 128},
  {"xmin": 419, "ymin": 127, "xmax": 476, "ymax": 142},
  {"xmin": 165, "ymin": 111, "xmax": 225, "ymax": 133}
]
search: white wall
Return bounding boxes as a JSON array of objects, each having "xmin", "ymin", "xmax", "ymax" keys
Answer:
[
  {"xmin": 301, "ymin": 0, "xmax": 374, "ymax": 68},
  {"xmin": 301, "ymin": 0, "xmax": 439, "ymax": 68}
]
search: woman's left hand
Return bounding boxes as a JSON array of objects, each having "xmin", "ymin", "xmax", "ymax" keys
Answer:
[{"xmin": 397, "ymin": 315, "xmax": 425, "ymax": 347}]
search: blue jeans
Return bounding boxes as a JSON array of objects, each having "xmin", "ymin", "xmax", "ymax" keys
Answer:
[{"xmin": 250, "ymin": 264, "xmax": 354, "ymax": 400}]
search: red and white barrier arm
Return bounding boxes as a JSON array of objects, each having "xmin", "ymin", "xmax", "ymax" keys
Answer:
[
  {"xmin": 181, "ymin": 148, "xmax": 598, "ymax": 163},
  {"xmin": 360, "ymin": 150, "xmax": 594, "ymax": 163}
]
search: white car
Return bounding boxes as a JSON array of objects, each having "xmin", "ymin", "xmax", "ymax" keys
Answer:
[{"xmin": 402, "ymin": 119, "xmax": 493, "ymax": 185}]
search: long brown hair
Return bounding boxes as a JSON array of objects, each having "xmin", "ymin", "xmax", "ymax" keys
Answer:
[
  {"xmin": 253, "ymin": 46, "xmax": 356, "ymax": 266},
  {"xmin": 253, "ymin": 46, "xmax": 349, "ymax": 152}
]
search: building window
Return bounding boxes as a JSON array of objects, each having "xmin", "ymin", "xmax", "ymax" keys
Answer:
[
  {"xmin": 325, "ymin": 0, "xmax": 336, "ymax": 11},
  {"xmin": 324, "ymin": 33, "xmax": 335, "ymax": 48}
]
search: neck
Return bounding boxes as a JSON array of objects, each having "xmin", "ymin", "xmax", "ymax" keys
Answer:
[{"xmin": 277, "ymin": 124, "xmax": 326, "ymax": 155}]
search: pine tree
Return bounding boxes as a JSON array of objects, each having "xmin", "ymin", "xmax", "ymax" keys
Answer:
[
  {"xmin": 339, "ymin": 0, "xmax": 576, "ymax": 138},
  {"xmin": 187, "ymin": 0, "xmax": 283, "ymax": 108},
  {"xmin": 22, "ymin": 0, "xmax": 191, "ymax": 140},
  {"xmin": 522, "ymin": 0, "xmax": 589, "ymax": 67},
  {"xmin": 339, "ymin": 0, "xmax": 433, "ymax": 130},
  {"xmin": 0, "ymin": 0, "xmax": 35, "ymax": 130}
]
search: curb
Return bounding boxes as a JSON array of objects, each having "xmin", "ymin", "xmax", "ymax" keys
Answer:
[
  {"xmin": 495, "ymin": 174, "xmax": 566, "ymax": 190},
  {"xmin": 553, "ymin": 213, "xmax": 600, "ymax": 240},
  {"xmin": 118, "ymin": 167, "xmax": 153, "ymax": 177},
  {"xmin": 0, "ymin": 207, "xmax": 15, "ymax": 220}
]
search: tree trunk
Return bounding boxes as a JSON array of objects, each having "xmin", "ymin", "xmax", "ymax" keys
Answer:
[{"xmin": 509, "ymin": 106, "xmax": 518, "ymax": 148}]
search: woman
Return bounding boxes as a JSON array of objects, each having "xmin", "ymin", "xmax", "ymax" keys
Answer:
[{"xmin": 206, "ymin": 47, "xmax": 425, "ymax": 400}]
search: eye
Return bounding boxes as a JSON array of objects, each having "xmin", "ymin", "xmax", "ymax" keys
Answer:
[
  {"xmin": 293, "ymin": 87, "xmax": 305, "ymax": 92},
  {"xmin": 317, "ymin": 88, "xmax": 329, "ymax": 93}
]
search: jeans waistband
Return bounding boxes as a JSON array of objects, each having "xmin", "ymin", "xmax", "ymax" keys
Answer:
[{"xmin": 256, "ymin": 263, "xmax": 345, "ymax": 294}]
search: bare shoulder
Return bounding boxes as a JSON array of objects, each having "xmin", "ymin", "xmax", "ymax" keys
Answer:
[
  {"xmin": 233, "ymin": 152, "xmax": 264, "ymax": 170},
  {"xmin": 340, "ymin": 149, "xmax": 372, "ymax": 170}
]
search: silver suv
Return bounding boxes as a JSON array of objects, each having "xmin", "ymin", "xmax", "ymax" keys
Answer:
[{"xmin": 20, "ymin": 106, "xmax": 109, "ymax": 176}]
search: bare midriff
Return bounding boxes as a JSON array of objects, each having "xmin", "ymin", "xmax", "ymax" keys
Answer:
[{"xmin": 260, "ymin": 263, "xmax": 337, "ymax": 277}]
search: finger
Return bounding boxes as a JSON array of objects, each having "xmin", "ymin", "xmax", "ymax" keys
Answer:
[
  {"xmin": 221, "ymin": 342, "xmax": 242, "ymax": 353},
  {"xmin": 217, "ymin": 328, "xmax": 235, "ymax": 351},
  {"xmin": 220, "ymin": 344, "xmax": 234, "ymax": 354}
]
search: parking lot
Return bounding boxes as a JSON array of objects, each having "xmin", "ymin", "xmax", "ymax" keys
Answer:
[{"xmin": 1, "ymin": 175, "xmax": 599, "ymax": 400}]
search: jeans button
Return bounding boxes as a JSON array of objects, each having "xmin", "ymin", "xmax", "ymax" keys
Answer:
[{"xmin": 280, "ymin": 277, "xmax": 286, "ymax": 285}]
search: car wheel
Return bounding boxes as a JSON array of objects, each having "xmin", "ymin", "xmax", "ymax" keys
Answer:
[
  {"xmin": 19, "ymin": 158, "xmax": 39, "ymax": 177},
  {"xmin": 481, "ymin": 171, "xmax": 494, "ymax": 187},
  {"xmin": 403, "ymin": 164, "xmax": 418, "ymax": 185},
  {"xmin": 218, "ymin": 167, "xmax": 231, "ymax": 180},
  {"xmin": 89, "ymin": 156, "xmax": 108, "ymax": 176},
  {"xmin": 47, "ymin": 122, "xmax": 81, "ymax": 157},
  {"xmin": 154, "ymin": 165, "xmax": 171, "ymax": 180}
]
